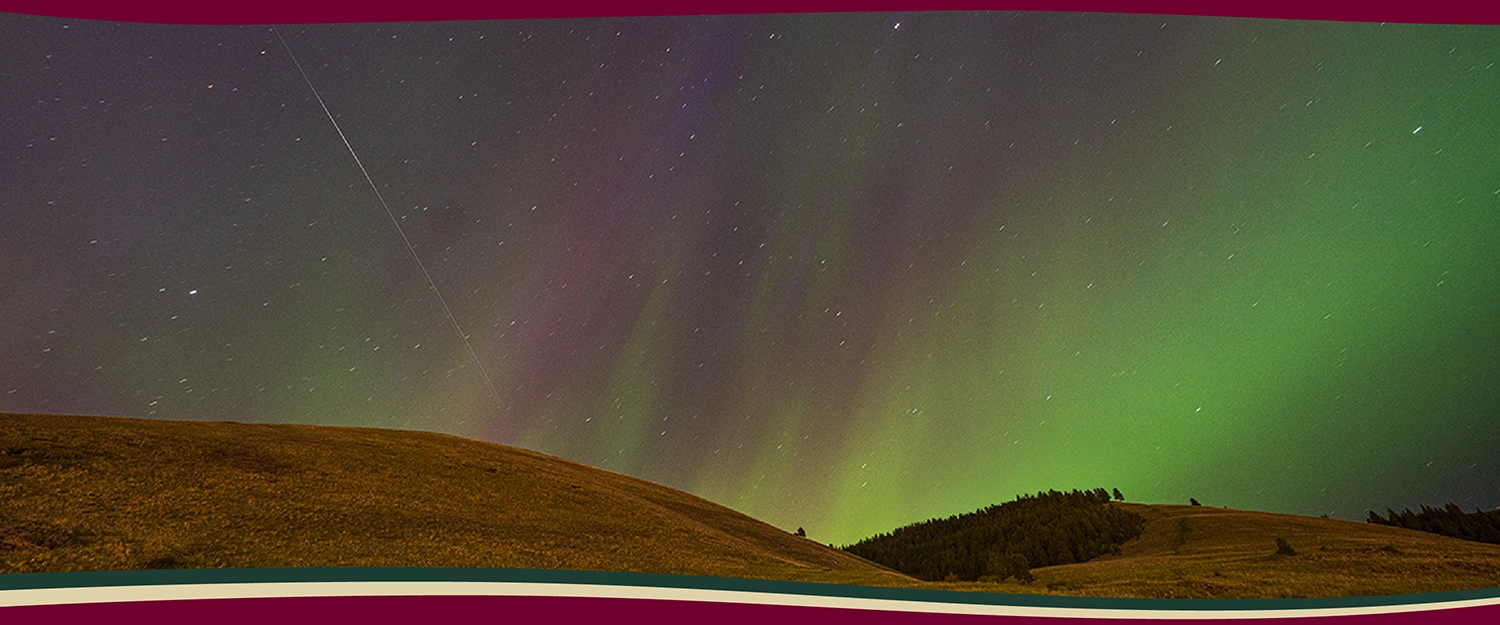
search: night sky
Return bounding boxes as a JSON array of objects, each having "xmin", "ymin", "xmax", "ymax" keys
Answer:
[{"xmin": 3, "ymin": 11, "xmax": 1498, "ymax": 545}]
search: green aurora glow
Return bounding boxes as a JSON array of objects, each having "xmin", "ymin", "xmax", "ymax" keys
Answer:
[{"xmin": 2, "ymin": 13, "xmax": 1498, "ymax": 544}]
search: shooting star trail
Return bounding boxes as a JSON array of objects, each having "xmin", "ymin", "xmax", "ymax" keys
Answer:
[{"xmin": 272, "ymin": 26, "xmax": 501, "ymax": 400}]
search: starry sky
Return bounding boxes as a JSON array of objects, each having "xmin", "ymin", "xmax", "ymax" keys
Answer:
[{"xmin": 2, "ymin": 11, "xmax": 1498, "ymax": 546}]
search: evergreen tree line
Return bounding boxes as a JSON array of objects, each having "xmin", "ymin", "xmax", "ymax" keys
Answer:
[
  {"xmin": 841, "ymin": 488, "xmax": 1143, "ymax": 582},
  {"xmin": 1366, "ymin": 503, "xmax": 1500, "ymax": 545}
]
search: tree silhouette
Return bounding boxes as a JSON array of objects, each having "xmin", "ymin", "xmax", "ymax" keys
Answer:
[
  {"xmin": 1112, "ymin": 488, "xmax": 1124, "ymax": 501},
  {"xmin": 1366, "ymin": 504, "xmax": 1500, "ymax": 545},
  {"xmin": 1190, "ymin": 498, "xmax": 1201, "ymax": 506},
  {"xmin": 795, "ymin": 527, "xmax": 806, "ymax": 537}
]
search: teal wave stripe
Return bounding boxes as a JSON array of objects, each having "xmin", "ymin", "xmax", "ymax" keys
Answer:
[{"xmin": 2, "ymin": 568, "xmax": 1498, "ymax": 612}]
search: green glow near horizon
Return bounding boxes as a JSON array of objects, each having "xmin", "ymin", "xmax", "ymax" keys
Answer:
[{"xmin": 5, "ymin": 16, "xmax": 1498, "ymax": 547}]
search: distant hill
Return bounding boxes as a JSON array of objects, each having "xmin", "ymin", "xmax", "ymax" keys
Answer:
[
  {"xmin": 842, "ymin": 489, "xmax": 1144, "ymax": 582},
  {"xmin": 0, "ymin": 413, "xmax": 908, "ymax": 586},
  {"xmin": 937, "ymin": 503, "xmax": 1500, "ymax": 599}
]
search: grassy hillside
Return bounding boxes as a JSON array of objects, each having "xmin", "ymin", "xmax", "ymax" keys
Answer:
[
  {"xmin": 0, "ymin": 413, "xmax": 908, "ymax": 586},
  {"xmin": 5, "ymin": 412, "xmax": 1498, "ymax": 600},
  {"xmin": 936, "ymin": 503, "xmax": 1500, "ymax": 599}
]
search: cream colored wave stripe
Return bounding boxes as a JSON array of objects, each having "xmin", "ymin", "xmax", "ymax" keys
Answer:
[{"xmin": 2, "ymin": 581, "xmax": 1500, "ymax": 620}]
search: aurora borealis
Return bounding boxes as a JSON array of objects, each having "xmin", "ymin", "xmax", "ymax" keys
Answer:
[{"xmin": 2, "ymin": 10, "xmax": 1498, "ymax": 545}]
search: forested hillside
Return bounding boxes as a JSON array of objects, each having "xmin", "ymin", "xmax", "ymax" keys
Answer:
[
  {"xmin": 1367, "ymin": 504, "xmax": 1500, "ymax": 545},
  {"xmin": 842, "ymin": 489, "xmax": 1143, "ymax": 582}
]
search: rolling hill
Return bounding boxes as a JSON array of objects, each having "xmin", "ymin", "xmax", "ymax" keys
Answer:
[
  {"xmin": 4, "ymin": 412, "xmax": 1499, "ymax": 600},
  {"xmin": 938, "ymin": 503, "xmax": 1500, "ymax": 599},
  {"xmin": 0, "ymin": 412, "xmax": 908, "ymax": 586}
]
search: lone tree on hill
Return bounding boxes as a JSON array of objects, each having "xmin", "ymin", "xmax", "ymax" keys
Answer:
[
  {"xmin": 1190, "ymin": 498, "xmax": 1202, "ymax": 506},
  {"xmin": 795, "ymin": 527, "xmax": 806, "ymax": 537},
  {"xmin": 1112, "ymin": 488, "xmax": 1124, "ymax": 501}
]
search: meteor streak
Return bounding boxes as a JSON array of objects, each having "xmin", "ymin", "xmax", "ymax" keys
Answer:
[{"xmin": 272, "ymin": 26, "xmax": 501, "ymax": 400}]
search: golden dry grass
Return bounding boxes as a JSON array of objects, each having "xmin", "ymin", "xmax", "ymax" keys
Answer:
[
  {"xmin": 6, "ymin": 412, "xmax": 1499, "ymax": 600},
  {"xmin": 0, "ymin": 413, "xmax": 909, "ymax": 586},
  {"xmin": 938, "ymin": 503, "xmax": 1500, "ymax": 599}
]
